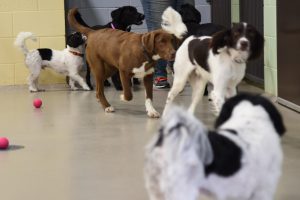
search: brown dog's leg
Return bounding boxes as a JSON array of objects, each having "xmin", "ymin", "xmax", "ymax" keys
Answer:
[
  {"xmin": 86, "ymin": 55, "xmax": 114, "ymax": 113},
  {"xmin": 143, "ymin": 74, "xmax": 160, "ymax": 118},
  {"xmin": 119, "ymin": 70, "xmax": 133, "ymax": 101}
]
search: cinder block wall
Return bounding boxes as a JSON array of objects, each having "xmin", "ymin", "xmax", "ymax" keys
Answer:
[
  {"xmin": 66, "ymin": 0, "xmax": 211, "ymax": 34},
  {"xmin": 231, "ymin": 0, "xmax": 240, "ymax": 23},
  {"xmin": 264, "ymin": 0, "xmax": 277, "ymax": 96},
  {"xmin": 0, "ymin": 0, "xmax": 65, "ymax": 86}
]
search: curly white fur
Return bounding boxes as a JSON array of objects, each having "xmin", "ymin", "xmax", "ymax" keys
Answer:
[
  {"xmin": 14, "ymin": 32, "xmax": 90, "ymax": 92},
  {"xmin": 145, "ymin": 102, "xmax": 284, "ymax": 200},
  {"xmin": 161, "ymin": 7, "xmax": 187, "ymax": 39}
]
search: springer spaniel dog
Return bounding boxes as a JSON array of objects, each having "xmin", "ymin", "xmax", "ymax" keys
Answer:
[
  {"xmin": 145, "ymin": 93, "xmax": 286, "ymax": 200},
  {"xmin": 163, "ymin": 22, "xmax": 264, "ymax": 114},
  {"xmin": 15, "ymin": 32, "xmax": 90, "ymax": 92}
]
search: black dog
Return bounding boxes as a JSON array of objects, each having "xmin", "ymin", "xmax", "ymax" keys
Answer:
[
  {"xmin": 73, "ymin": 6, "xmax": 145, "ymax": 90},
  {"xmin": 179, "ymin": 4, "xmax": 225, "ymax": 37}
]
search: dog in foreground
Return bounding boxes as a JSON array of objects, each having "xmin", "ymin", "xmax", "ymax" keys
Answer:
[
  {"xmin": 164, "ymin": 22, "xmax": 264, "ymax": 114},
  {"xmin": 145, "ymin": 93, "xmax": 286, "ymax": 200},
  {"xmin": 15, "ymin": 32, "xmax": 90, "ymax": 92},
  {"xmin": 68, "ymin": 7, "xmax": 186, "ymax": 117}
]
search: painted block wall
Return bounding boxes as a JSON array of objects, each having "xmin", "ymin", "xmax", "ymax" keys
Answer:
[
  {"xmin": 231, "ymin": 0, "xmax": 240, "ymax": 23},
  {"xmin": 65, "ymin": 0, "xmax": 211, "ymax": 34},
  {"xmin": 264, "ymin": 0, "xmax": 277, "ymax": 96},
  {"xmin": 0, "ymin": 0, "xmax": 65, "ymax": 86}
]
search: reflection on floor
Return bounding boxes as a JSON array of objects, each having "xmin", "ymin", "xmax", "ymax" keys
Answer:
[{"xmin": 0, "ymin": 82, "xmax": 299, "ymax": 200}]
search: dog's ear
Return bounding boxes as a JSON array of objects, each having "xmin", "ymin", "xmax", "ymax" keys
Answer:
[
  {"xmin": 142, "ymin": 32, "xmax": 156, "ymax": 53},
  {"xmin": 248, "ymin": 28, "xmax": 264, "ymax": 60},
  {"xmin": 111, "ymin": 7, "xmax": 123, "ymax": 21},
  {"xmin": 211, "ymin": 29, "xmax": 231, "ymax": 54}
]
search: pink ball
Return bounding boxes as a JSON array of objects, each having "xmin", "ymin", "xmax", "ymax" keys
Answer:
[
  {"xmin": 0, "ymin": 137, "xmax": 9, "ymax": 150},
  {"xmin": 33, "ymin": 98, "xmax": 42, "ymax": 108}
]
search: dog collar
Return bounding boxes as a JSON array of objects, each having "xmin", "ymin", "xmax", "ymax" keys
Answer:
[
  {"xmin": 142, "ymin": 44, "xmax": 154, "ymax": 63},
  {"xmin": 69, "ymin": 51, "xmax": 84, "ymax": 57},
  {"xmin": 110, "ymin": 23, "xmax": 116, "ymax": 29},
  {"xmin": 141, "ymin": 40, "xmax": 155, "ymax": 63}
]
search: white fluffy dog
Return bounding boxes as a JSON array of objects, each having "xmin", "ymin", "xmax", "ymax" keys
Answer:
[
  {"xmin": 163, "ymin": 23, "xmax": 264, "ymax": 114},
  {"xmin": 145, "ymin": 93, "xmax": 286, "ymax": 200},
  {"xmin": 15, "ymin": 32, "xmax": 90, "ymax": 92}
]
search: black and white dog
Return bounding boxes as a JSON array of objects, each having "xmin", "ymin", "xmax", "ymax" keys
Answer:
[
  {"xmin": 15, "ymin": 32, "xmax": 90, "ymax": 92},
  {"xmin": 173, "ymin": 3, "xmax": 225, "ymax": 95},
  {"xmin": 179, "ymin": 3, "xmax": 225, "ymax": 38},
  {"xmin": 74, "ymin": 6, "xmax": 145, "ymax": 90},
  {"xmin": 145, "ymin": 93, "xmax": 286, "ymax": 200},
  {"xmin": 163, "ymin": 22, "xmax": 264, "ymax": 114}
]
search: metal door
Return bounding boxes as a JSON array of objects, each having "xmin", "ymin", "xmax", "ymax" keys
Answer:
[{"xmin": 277, "ymin": 0, "xmax": 300, "ymax": 112}]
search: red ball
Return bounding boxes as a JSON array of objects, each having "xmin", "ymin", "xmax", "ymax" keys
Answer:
[
  {"xmin": 0, "ymin": 137, "xmax": 9, "ymax": 150},
  {"xmin": 33, "ymin": 98, "xmax": 42, "ymax": 108}
]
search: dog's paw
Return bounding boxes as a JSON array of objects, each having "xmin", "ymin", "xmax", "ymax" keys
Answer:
[
  {"xmin": 83, "ymin": 86, "xmax": 91, "ymax": 91},
  {"xmin": 120, "ymin": 94, "xmax": 131, "ymax": 102},
  {"xmin": 30, "ymin": 88, "xmax": 44, "ymax": 92},
  {"xmin": 115, "ymin": 86, "xmax": 123, "ymax": 91},
  {"xmin": 105, "ymin": 106, "xmax": 115, "ymax": 113},
  {"xmin": 210, "ymin": 103, "xmax": 220, "ymax": 116},
  {"xmin": 29, "ymin": 86, "xmax": 38, "ymax": 92},
  {"xmin": 71, "ymin": 87, "xmax": 79, "ymax": 91},
  {"xmin": 147, "ymin": 110, "xmax": 160, "ymax": 118}
]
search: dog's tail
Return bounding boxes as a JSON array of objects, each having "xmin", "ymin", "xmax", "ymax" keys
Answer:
[
  {"xmin": 14, "ymin": 32, "xmax": 37, "ymax": 56},
  {"xmin": 68, "ymin": 8, "xmax": 93, "ymax": 36},
  {"xmin": 161, "ymin": 7, "xmax": 187, "ymax": 39},
  {"xmin": 145, "ymin": 106, "xmax": 213, "ymax": 200}
]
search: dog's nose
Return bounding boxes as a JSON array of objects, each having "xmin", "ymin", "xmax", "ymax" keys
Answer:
[
  {"xmin": 140, "ymin": 14, "xmax": 145, "ymax": 20},
  {"xmin": 240, "ymin": 41, "xmax": 249, "ymax": 50}
]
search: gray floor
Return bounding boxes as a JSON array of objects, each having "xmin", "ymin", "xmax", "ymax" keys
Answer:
[{"xmin": 0, "ymin": 82, "xmax": 299, "ymax": 200}]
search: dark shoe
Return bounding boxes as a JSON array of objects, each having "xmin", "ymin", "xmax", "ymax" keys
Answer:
[
  {"xmin": 111, "ymin": 72, "xmax": 123, "ymax": 90},
  {"xmin": 85, "ymin": 66, "xmax": 94, "ymax": 90},
  {"xmin": 154, "ymin": 77, "xmax": 170, "ymax": 89},
  {"xmin": 133, "ymin": 78, "xmax": 140, "ymax": 85},
  {"xmin": 104, "ymin": 79, "xmax": 111, "ymax": 87}
]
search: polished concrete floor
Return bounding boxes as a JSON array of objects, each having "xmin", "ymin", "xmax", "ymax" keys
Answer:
[{"xmin": 0, "ymin": 82, "xmax": 299, "ymax": 200}]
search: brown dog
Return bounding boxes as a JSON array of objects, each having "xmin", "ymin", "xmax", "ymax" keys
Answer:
[{"xmin": 68, "ymin": 7, "xmax": 187, "ymax": 118}]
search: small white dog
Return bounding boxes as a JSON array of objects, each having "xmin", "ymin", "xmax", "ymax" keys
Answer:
[
  {"xmin": 145, "ymin": 93, "xmax": 286, "ymax": 200},
  {"xmin": 14, "ymin": 32, "xmax": 90, "ymax": 92},
  {"xmin": 163, "ymin": 22, "xmax": 264, "ymax": 114}
]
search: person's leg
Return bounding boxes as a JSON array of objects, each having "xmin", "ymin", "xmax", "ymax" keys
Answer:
[
  {"xmin": 141, "ymin": 0, "xmax": 174, "ymax": 89},
  {"xmin": 141, "ymin": 0, "xmax": 175, "ymax": 31},
  {"xmin": 153, "ymin": 60, "xmax": 170, "ymax": 89}
]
